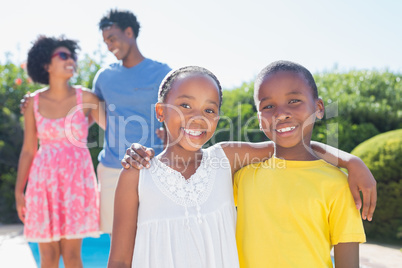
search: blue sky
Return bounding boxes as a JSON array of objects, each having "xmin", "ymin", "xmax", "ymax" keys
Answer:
[{"xmin": 1, "ymin": 0, "xmax": 401, "ymax": 88}]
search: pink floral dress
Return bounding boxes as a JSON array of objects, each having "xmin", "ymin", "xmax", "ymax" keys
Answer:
[{"xmin": 24, "ymin": 87, "xmax": 99, "ymax": 242}]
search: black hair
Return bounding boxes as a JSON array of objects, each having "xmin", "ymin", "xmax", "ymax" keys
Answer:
[
  {"xmin": 254, "ymin": 60, "xmax": 318, "ymax": 103},
  {"xmin": 99, "ymin": 9, "xmax": 141, "ymax": 39},
  {"xmin": 27, "ymin": 35, "xmax": 79, "ymax": 85},
  {"xmin": 159, "ymin": 66, "xmax": 223, "ymax": 109}
]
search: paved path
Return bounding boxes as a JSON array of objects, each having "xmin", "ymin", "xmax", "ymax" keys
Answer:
[
  {"xmin": 0, "ymin": 224, "xmax": 401, "ymax": 267},
  {"xmin": 359, "ymin": 242, "xmax": 402, "ymax": 268},
  {"xmin": 0, "ymin": 224, "xmax": 36, "ymax": 268}
]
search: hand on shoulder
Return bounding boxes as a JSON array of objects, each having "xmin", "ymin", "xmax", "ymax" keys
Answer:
[
  {"xmin": 25, "ymin": 89, "xmax": 45, "ymax": 111},
  {"xmin": 20, "ymin": 88, "xmax": 49, "ymax": 114}
]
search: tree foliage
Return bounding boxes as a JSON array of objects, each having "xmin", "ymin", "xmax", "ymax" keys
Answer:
[
  {"xmin": 0, "ymin": 61, "xmax": 40, "ymax": 222},
  {"xmin": 351, "ymin": 129, "xmax": 402, "ymax": 242},
  {"xmin": 313, "ymin": 70, "xmax": 401, "ymax": 152}
]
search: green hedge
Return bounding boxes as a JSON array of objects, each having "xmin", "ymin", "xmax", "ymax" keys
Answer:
[{"xmin": 351, "ymin": 129, "xmax": 402, "ymax": 242}]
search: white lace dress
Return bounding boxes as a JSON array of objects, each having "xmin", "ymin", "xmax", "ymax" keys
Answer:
[{"xmin": 132, "ymin": 144, "xmax": 239, "ymax": 268}]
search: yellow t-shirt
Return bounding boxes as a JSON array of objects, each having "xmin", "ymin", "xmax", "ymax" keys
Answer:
[{"xmin": 234, "ymin": 157, "xmax": 366, "ymax": 268}]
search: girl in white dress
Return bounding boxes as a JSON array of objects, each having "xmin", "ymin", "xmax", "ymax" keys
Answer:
[
  {"xmin": 108, "ymin": 66, "xmax": 377, "ymax": 268},
  {"xmin": 108, "ymin": 66, "xmax": 243, "ymax": 268}
]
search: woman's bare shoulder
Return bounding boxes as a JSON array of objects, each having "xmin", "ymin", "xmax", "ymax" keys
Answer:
[{"xmin": 79, "ymin": 86, "xmax": 99, "ymax": 102}]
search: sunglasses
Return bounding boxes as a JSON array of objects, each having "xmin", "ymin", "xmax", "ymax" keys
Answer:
[
  {"xmin": 99, "ymin": 19, "xmax": 115, "ymax": 29},
  {"xmin": 51, "ymin": 51, "xmax": 77, "ymax": 61}
]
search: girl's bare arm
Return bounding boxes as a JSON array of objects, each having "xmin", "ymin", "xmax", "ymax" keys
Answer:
[
  {"xmin": 107, "ymin": 167, "xmax": 139, "ymax": 268},
  {"xmin": 122, "ymin": 141, "xmax": 377, "ymax": 221},
  {"xmin": 15, "ymin": 97, "xmax": 38, "ymax": 223}
]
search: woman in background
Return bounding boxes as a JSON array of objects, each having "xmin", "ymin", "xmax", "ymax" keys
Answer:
[{"xmin": 15, "ymin": 35, "xmax": 105, "ymax": 268}]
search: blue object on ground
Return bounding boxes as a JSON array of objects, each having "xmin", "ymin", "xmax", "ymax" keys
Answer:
[{"xmin": 28, "ymin": 234, "xmax": 111, "ymax": 268}]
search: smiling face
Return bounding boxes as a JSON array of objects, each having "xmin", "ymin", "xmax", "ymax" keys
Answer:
[
  {"xmin": 102, "ymin": 25, "xmax": 133, "ymax": 61},
  {"xmin": 47, "ymin": 46, "xmax": 76, "ymax": 81},
  {"xmin": 156, "ymin": 74, "xmax": 221, "ymax": 152},
  {"xmin": 256, "ymin": 70, "xmax": 324, "ymax": 160}
]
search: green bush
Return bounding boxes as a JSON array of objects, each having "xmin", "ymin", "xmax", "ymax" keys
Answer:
[
  {"xmin": 0, "ymin": 61, "xmax": 38, "ymax": 223},
  {"xmin": 351, "ymin": 129, "xmax": 402, "ymax": 242},
  {"xmin": 0, "ymin": 107, "xmax": 23, "ymax": 223},
  {"xmin": 313, "ymin": 70, "xmax": 402, "ymax": 152}
]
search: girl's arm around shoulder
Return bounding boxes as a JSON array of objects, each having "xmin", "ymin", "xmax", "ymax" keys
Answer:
[
  {"xmin": 219, "ymin": 141, "xmax": 274, "ymax": 176},
  {"xmin": 334, "ymin": 242, "xmax": 359, "ymax": 268},
  {"xmin": 81, "ymin": 87, "xmax": 106, "ymax": 130},
  {"xmin": 19, "ymin": 88, "xmax": 48, "ymax": 114},
  {"xmin": 108, "ymin": 168, "xmax": 140, "ymax": 268}
]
